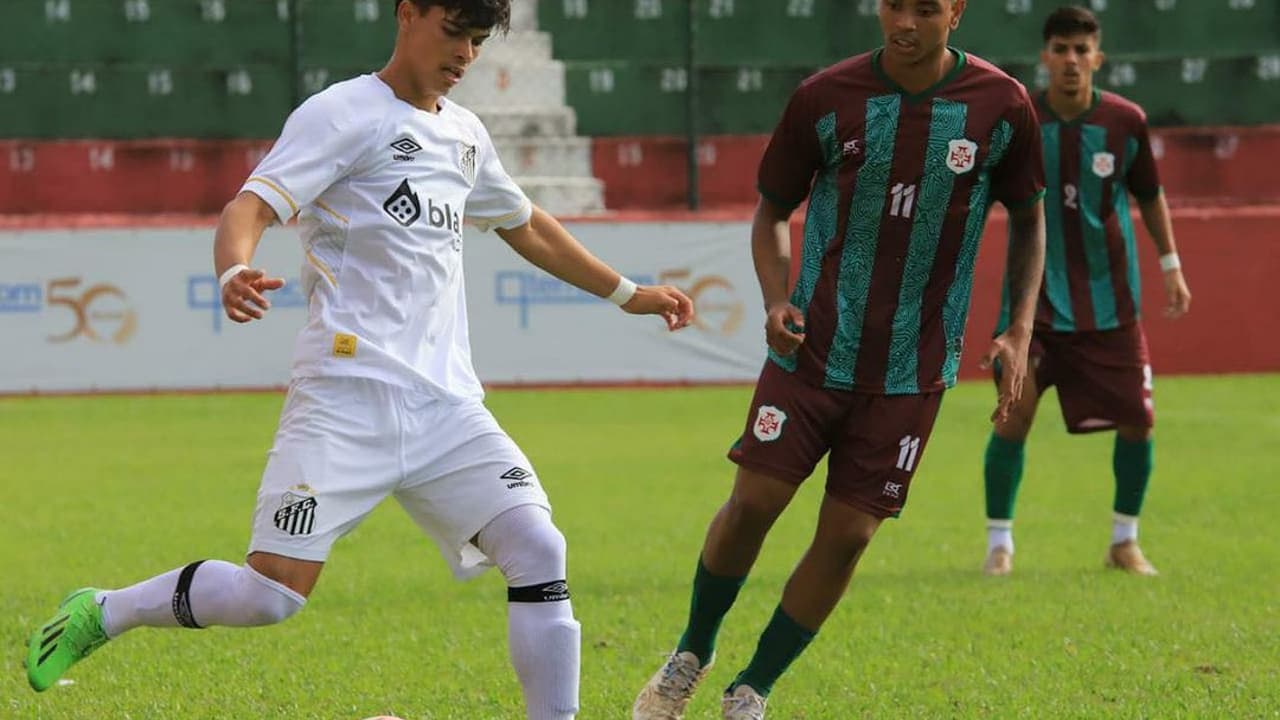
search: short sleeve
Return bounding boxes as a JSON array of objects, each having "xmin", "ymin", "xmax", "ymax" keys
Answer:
[
  {"xmin": 464, "ymin": 123, "xmax": 532, "ymax": 232},
  {"xmin": 1126, "ymin": 115, "xmax": 1162, "ymax": 202},
  {"xmin": 757, "ymin": 83, "xmax": 824, "ymax": 210},
  {"xmin": 990, "ymin": 85, "xmax": 1046, "ymax": 210},
  {"xmin": 241, "ymin": 91, "xmax": 373, "ymax": 222}
]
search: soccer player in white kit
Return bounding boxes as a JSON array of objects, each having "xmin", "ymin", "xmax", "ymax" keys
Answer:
[{"xmin": 24, "ymin": 2, "xmax": 695, "ymax": 718}]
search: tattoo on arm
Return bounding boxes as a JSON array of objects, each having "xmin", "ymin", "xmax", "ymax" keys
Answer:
[{"xmin": 1005, "ymin": 205, "xmax": 1046, "ymax": 331}]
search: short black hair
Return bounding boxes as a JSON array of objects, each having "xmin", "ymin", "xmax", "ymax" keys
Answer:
[
  {"xmin": 395, "ymin": 0, "xmax": 511, "ymax": 32},
  {"xmin": 1042, "ymin": 5, "xmax": 1101, "ymax": 43}
]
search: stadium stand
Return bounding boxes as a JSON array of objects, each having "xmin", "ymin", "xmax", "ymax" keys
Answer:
[{"xmin": 0, "ymin": 0, "xmax": 1277, "ymax": 213}]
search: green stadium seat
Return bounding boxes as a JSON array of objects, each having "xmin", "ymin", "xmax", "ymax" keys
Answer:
[
  {"xmin": 0, "ymin": 63, "xmax": 291, "ymax": 139},
  {"xmin": 537, "ymin": 0, "xmax": 687, "ymax": 63},
  {"xmin": 564, "ymin": 61, "xmax": 689, "ymax": 135},
  {"xmin": 696, "ymin": 0, "xmax": 843, "ymax": 66},
  {"xmin": 297, "ymin": 0, "xmax": 396, "ymax": 69},
  {"xmin": 0, "ymin": 0, "xmax": 290, "ymax": 65},
  {"xmin": 696, "ymin": 66, "xmax": 811, "ymax": 134}
]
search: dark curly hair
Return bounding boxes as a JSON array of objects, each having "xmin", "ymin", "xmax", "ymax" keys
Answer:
[
  {"xmin": 1042, "ymin": 5, "xmax": 1101, "ymax": 43},
  {"xmin": 395, "ymin": 0, "xmax": 511, "ymax": 32}
]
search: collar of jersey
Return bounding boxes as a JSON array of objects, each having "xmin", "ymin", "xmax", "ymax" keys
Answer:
[
  {"xmin": 370, "ymin": 72, "xmax": 450, "ymax": 115},
  {"xmin": 871, "ymin": 47, "xmax": 967, "ymax": 104},
  {"xmin": 1038, "ymin": 88, "xmax": 1102, "ymax": 126}
]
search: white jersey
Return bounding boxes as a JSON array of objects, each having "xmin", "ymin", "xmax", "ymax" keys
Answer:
[{"xmin": 242, "ymin": 73, "xmax": 532, "ymax": 401}]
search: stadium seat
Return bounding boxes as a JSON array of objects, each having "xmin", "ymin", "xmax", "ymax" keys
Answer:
[
  {"xmin": 536, "ymin": 0, "xmax": 687, "ymax": 63},
  {"xmin": 0, "ymin": 64, "xmax": 290, "ymax": 139},
  {"xmin": 564, "ymin": 62, "xmax": 690, "ymax": 135},
  {"xmin": 297, "ymin": 0, "xmax": 394, "ymax": 69}
]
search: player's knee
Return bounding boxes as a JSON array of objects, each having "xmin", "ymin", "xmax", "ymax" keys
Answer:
[
  {"xmin": 235, "ymin": 565, "xmax": 306, "ymax": 626},
  {"xmin": 725, "ymin": 489, "xmax": 786, "ymax": 528},
  {"xmin": 480, "ymin": 505, "xmax": 567, "ymax": 587}
]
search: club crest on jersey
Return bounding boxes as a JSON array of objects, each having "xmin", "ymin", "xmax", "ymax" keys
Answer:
[
  {"xmin": 459, "ymin": 143, "xmax": 477, "ymax": 185},
  {"xmin": 1092, "ymin": 152, "xmax": 1116, "ymax": 178},
  {"xmin": 753, "ymin": 405, "xmax": 787, "ymax": 442},
  {"xmin": 383, "ymin": 179, "xmax": 422, "ymax": 227},
  {"xmin": 946, "ymin": 139, "xmax": 978, "ymax": 174},
  {"xmin": 274, "ymin": 485, "xmax": 317, "ymax": 536}
]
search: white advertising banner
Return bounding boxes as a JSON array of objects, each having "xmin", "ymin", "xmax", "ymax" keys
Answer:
[{"xmin": 0, "ymin": 222, "xmax": 766, "ymax": 393}]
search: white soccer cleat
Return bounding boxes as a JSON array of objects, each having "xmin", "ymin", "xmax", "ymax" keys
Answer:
[
  {"xmin": 722, "ymin": 684, "xmax": 767, "ymax": 719},
  {"xmin": 983, "ymin": 545, "xmax": 1013, "ymax": 576},
  {"xmin": 632, "ymin": 650, "xmax": 713, "ymax": 720}
]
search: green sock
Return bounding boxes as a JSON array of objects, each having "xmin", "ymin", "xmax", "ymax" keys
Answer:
[
  {"xmin": 675, "ymin": 559, "xmax": 746, "ymax": 664},
  {"xmin": 984, "ymin": 434, "xmax": 1026, "ymax": 520},
  {"xmin": 1113, "ymin": 436, "xmax": 1153, "ymax": 516},
  {"xmin": 731, "ymin": 606, "xmax": 816, "ymax": 697}
]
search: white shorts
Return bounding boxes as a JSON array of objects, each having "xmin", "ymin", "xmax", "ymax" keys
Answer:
[{"xmin": 248, "ymin": 376, "xmax": 550, "ymax": 580}]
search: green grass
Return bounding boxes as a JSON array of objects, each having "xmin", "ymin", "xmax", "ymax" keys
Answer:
[{"xmin": 3, "ymin": 375, "xmax": 1278, "ymax": 719}]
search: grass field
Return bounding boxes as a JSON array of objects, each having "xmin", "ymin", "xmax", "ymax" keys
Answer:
[{"xmin": 3, "ymin": 374, "xmax": 1278, "ymax": 719}]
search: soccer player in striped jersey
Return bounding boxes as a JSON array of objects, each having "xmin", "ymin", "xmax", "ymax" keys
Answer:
[
  {"xmin": 981, "ymin": 5, "xmax": 1192, "ymax": 577},
  {"xmin": 634, "ymin": 1, "xmax": 1046, "ymax": 717}
]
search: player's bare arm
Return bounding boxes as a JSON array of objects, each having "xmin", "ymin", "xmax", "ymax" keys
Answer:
[
  {"xmin": 1137, "ymin": 191, "xmax": 1191, "ymax": 318},
  {"xmin": 496, "ymin": 206, "xmax": 695, "ymax": 331},
  {"xmin": 982, "ymin": 200, "xmax": 1046, "ymax": 423},
  {"xmin": 751, "ymin": 195, "xmax": 805, "ymax": 356},
  {"xmin": 213, "ymin": 191, "xmax": 286, "ymax": 324}
]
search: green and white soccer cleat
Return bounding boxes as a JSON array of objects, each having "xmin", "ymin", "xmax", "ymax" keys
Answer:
[
  {"xmin": 632, "ymin": 650, "xmax": 715, "ymax": 720},
  {"xmin": 26, "ymin": 587, "xmax": 110, "ymax": 692}
]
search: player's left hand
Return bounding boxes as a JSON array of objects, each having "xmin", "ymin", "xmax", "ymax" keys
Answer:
[
  {"xmin": 1162, "ymin": 268, "xmax": 1191, "ymax": 319},
  {"xmin": 980, "ymin": 328, "xmax": 1032, "ymax": 424},
  {"xmin": 622, "ymin": 285, "xmax": 696, "ymax": 331}
]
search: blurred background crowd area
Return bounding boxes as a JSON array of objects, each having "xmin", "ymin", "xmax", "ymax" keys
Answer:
[{"xmin": 2, "ymin": 0, "xmax": 1278, "ymax": 215}]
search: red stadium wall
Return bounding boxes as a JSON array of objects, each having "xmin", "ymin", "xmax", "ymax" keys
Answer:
[
  {"xmin": 787, "ymin": 206, "xmax": 1280, "ymax": 380},
  {"xmin": 594, "ymin": 126, "xmax": 1280, "ymax": 211}
]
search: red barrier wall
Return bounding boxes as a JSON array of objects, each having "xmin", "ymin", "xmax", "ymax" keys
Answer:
[
  {"xmin": 595, "ymin": 126, "xmax": 1280, "ymax": 211},
  {"xmin": 4, "ymin": 127, "xmax": 1278, "ymax": 214},
  {"xmin": 789, "ymin": 205, "xmax": 1280, "ymax": 380}
]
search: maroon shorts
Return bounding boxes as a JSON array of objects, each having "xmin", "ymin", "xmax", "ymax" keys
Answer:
[
  {"xmin": 999, "ymin": 323, "xmax": 1154, "ymax": 434},
  {"xmin": 727, "ymin": 360, "xmax": 944, "ymax": 518}
]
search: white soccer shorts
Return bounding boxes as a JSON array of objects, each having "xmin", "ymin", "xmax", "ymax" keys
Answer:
[{"xmin": 247, "ymin": 376, "xmax": 551, "ymax": 579}]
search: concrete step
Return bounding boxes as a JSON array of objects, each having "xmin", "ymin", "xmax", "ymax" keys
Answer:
[
  {"xmin": 511, "ymin": 0, "xmax": 539, "ymax": 32},
  {"xmin": 478, "ymin": 31, "xmax": 553, "ymax": 63},
  {"xmin": 451, "ymin": 59, "xmax": 566, "ymax": 109},
  {"xmin": 471, "ymin": 106, "xmax": 578, "ymax": 138},
  {"xmin": 515, "ymin": 176, "xmax": 606, "ymax": 216},
  {"xmin": 494, "ymin": 136, "xmax": 594, "ymax": 178}
]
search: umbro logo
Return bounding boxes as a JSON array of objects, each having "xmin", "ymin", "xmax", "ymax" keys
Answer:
[
  {"xmin": 501, "ymin": 466, "xmax": 534, "ymax": 489},
  {"xmin": 390, "ymin": 136, "xmax": 423, "ymax": 161}
]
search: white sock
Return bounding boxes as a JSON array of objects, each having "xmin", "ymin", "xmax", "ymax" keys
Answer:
[
  {"xmin": 1112, "ymin": 513, "xmax": 1139, "ymax": 545},
  {"xmin": 509, "ymin": 601, "xmax": 581, "ymax": 720},
  {"xmin": 478, "ymin": 506, "xmax": 580, "ymax": 719},
  {"xmin": 99, "ymin": 560, "xmax": 305, "ymax": 638},
  {"xmin": 987, "ymin": 519, "xmax": 1014, "ymax": 554}
]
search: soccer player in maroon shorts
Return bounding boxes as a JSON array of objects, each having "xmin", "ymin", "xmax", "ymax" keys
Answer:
[
  {"xmin": 633, "ymin": 2, "xmax": 1047, "ymax": 718},
  {"xmin": 981, "ymin": 6, "xmax": 1192, "ymax": 578}
]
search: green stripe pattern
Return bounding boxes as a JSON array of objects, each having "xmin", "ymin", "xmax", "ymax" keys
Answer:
[
  {"xmin": 942, "ymin": 119, "xmax": 1014, "ymax": 386},
  {"xmin": 824, "ymin": 95, "xmax": 901, "ymax": 389},
  {"xmin": 1041, "ymin": 122, "xmax": 1074, "ymax": 330},
  {"xmin": 770, "ymin": 111, "xmax": 841, "ymax": 371},
  {"xmin": 885, "ymin": 99, "xmax": 967, "ymax": 394},
  {"xmin": 1080, "ymin": 123, "xmax": 1118, "ymax": 328}
]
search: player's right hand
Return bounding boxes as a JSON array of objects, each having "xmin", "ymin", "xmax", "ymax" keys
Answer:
[
  {"xmin": 764, "ymin": 302, "xmax": 806, "ymax": 356},
  {"xmin": 222, "ymin": 267, "xmax": 286, "ymax": 323},
  {"xmin": 980, "ymin": 329, "xmax": 1031, "ymax": 424}
]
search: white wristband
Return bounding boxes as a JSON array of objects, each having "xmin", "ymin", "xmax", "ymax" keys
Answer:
[
  {"xmin": 219, "ymin": 264, "xmax": 249, "ymax": 288},
  {"xmin": 1158, "ymin": 253, "xmax": 1181, "ymax": 272},
  {"xmin": 607, "ymin": 276, "xmax": 638, "ymax": 306}
]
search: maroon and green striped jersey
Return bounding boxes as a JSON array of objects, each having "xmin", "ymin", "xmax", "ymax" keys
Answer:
[
  {"xmin": 998, "ymin": 89, "xmax": 1161, "ymax": 334},
  {"xmin": 759, "ymin": 49, "xmax": 1044, "ymax": 396}
]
